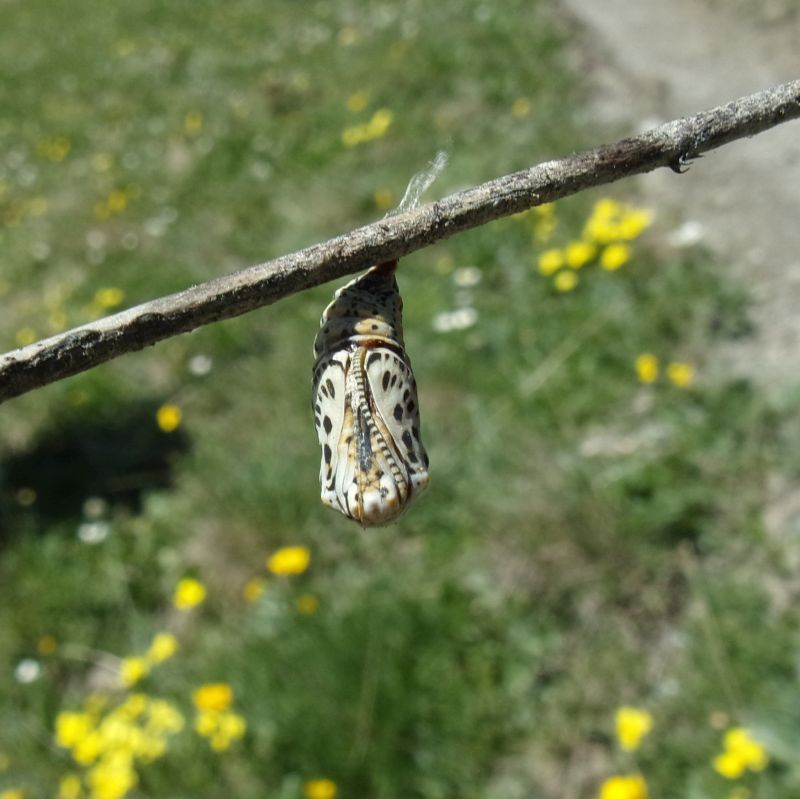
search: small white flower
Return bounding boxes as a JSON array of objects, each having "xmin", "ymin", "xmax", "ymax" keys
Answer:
[
  {"xmin": 668, "ymin": 220, "xmax": 704, "ymax": 247},
  {"xmin": 15, "ymin": 658, "xmax": 42, "ymax": 684},
  {"xmin": 432, "ymin": 307, "xmax": 478, "ymax": 333},
  {"xmin": 189, "ymin": 354, "xmax": 213, "ymax": 376},
  {"xmin": 82, "ymin": 496, "xmax": 109, "ymax": 520},
  {"xmin": 77, "ymin": 520, "xmax": 110, "ymax": 544},
  {"xmin": 452, "ymin": 266, "xmax": 482, "ymax": 288}
]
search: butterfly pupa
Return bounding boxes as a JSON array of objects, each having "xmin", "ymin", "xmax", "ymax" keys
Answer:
[
  {"xmin": 312, "ymin": 259, "xmax": 429, "ymax": 526},
  {"xmin": 311, "ymin": 152, "xmax": 446, "ymax": 526}
]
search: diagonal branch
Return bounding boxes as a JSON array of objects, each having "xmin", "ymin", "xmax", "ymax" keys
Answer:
[{"xmin": 1, "ymin": 80, "xmax": 799, "ymax": 404}]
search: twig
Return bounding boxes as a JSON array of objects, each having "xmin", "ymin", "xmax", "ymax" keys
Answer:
[{"xmin": 1, "ymin": 80, "xmax": 799, "ymax": 404}]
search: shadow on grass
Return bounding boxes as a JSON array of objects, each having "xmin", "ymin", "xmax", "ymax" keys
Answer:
[{"xmin": 0, "ymin": 399, "xmax": 190, "ymax": 541}]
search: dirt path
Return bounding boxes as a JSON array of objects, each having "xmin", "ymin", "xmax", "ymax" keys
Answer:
[{"xmin": 561, "ymin": 0, "xmax": 800, "ymax": 386}]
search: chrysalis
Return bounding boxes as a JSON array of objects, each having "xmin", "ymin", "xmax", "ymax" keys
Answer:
[
  {"xmin": 311, "ymin": 153, "xmax": 447, "ymax": 526},
  {"xmin": 312, "ymin": 260, "xmax": 429, "ymax": 526}
]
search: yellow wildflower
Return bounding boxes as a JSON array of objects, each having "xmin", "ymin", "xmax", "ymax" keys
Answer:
[
  {"xmin": 600, "ymin": 243, "xmax": 631, "ymax": 271},
  {"xmin": 267, "ymin": 546, "xmax": 311, "ymax": 576},
  {"xmin": 56, "ymin": 711, "xmax": 95, "ymax": 749},
  {"xmin": 0, "ymin": 789, "xmax": 25, "ymax": 799},
  {"xmin": 145, "ymin": 699, "xmax": 185, "ymax": 735},
  {"xmin": 243, "ymin": 577, "xmax": 266, "ymax": 602},
  {"xmin": 304, "ymin": 779, "xmax": 338, "ymax": 799},
  {"xmin": 38, "ymin": 635, "xmax": 58, "ymax": 655},
  {"xmin": 173, "ymin": 577, "xmax": 206, "ymax": 609},
  {"xmin": 94, "ymin": 288, "xmax": 125, "ymax": 309},
  {"xmin": 373, "ymin": 189, "xmax": 394, "ymax": 211},
  {"xmin": 366, "ymin": 108, "xmax": 393, "ymax": 137},
  {"xmin": 346, "ymin": 92, "xmax": 368, "ymax": 112},
  {"xmin": 193, "ymin": 683, "xmax": 233, "ymax": 713},
  {"xmin": 619, "ymin": 209, "xmax": 653, "ymax": 239},
  {"xmin": 537, "ymin": 248, "xmax": 564, "ymax": 275},
  {"xmin": 36, "ymin": 135, "xmax": 71, "ymax": 162},
  {"xmin": 106, "ymin": 190, "xmax": 128, "ymax": 214},
  {"xmin": 553, "ymin": 270, "xmax": 578, "ymax": 292},
  {"xmin": 92, "ymin": 153, "xmax": 113, "ymax": 172},
  {"xmin": 86, "ymin": 754, "xmax": 137, "ymax": 799},
  {"xmin": 15, "ymin": 327, "xmax": 37, "ymax": 347},
  {"xmin": 119, "ymin": 656, "xmax": 150, "ymax": 688},
  {"xmin": 597, "ymin": 774, "xmax": 648, "ymax": 799},
  {"xmin": 635, "ymin": 353, "xmax": 659, "ymax": 384},
  {"xmin": 184, "ymin": 111, "xmax": 203, "ymax": 136},
  {"xmin": 511, "ymin": 97, "xmax": 531, "ymax": 118},
  {"xmin": 713, "ymin": 727, "xmax": 768, "ymax": 778},
  {"xmin": 666, "ymin": 362, "xmax": 695, "ymax": 388},
  {"xmin": 146, "ymin": 632, "xmax": 179, "ymax": 664},
  {"xmin": 615, "ymin": 706, "xmax": 653, "ymax": 752},
  {"xmin": 564, "ymin": 240, "xmax": 596, "ymax": 269},
  {"xmin": 297, "ymin": 594, "xmax": 320, "ymax": 614},
  {"xmin": 209, "ymin": 712, "xmax": 247, "ymax": 751},
  {"xmin": 57, "ymin": 773, "xmax": 83, "ymax": 799},
  {"xmin": 156, "ymin": 404, "xmax": 182, "ymax": 433}
]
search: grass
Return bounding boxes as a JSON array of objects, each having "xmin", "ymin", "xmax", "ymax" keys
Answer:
[{"xmin": 1, "ymin": 1, "xmax": 800, "ymax": 798}]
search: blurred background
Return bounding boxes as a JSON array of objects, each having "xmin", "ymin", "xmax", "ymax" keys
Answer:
[{"xmin": 2, "ymin": 1, "xmax": 799, "ymax": 798}]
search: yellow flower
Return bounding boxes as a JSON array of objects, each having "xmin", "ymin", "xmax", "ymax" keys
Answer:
[
  {"xmin": 173, "ymin": 577, "xmax": 206, "ymax": 609},
  {"xmin": 597, "ymin": 774, "xmax": 648, "ymax": 799},
  {"xmin": 86, "ymin": 754, "xmax": 137, "ymax": 799},
  {"xmin": 106, "ymin": 190, "xmax": 128, "ymax": 214},
  {"xmin": 56, "ymin": 712, "xmax": 95, "ymax": 749},
  {"xmin": 38, "ymin": 635, "xmax": 58, "ymax": 655},
  {"xmin": 267, "ymin": 546, "xmax": 311, "ymax": 576},
  {"xmin": 304, "ymin": 779, "xmax": 338, "ymax": 799},
  {"xmin": 619, "ymin": 209, "xmax": 653, "ymax": 239},
  {"xmin": 243, "ymin": 577, "xmax": 266, "ymax": 602},
  {"xmin": 615, "ymin": 707, "xmax": 653, "ymax": 752},
  {"xmin": 208, "ymin": 712, "xmax": 247, "ymax": 751},
  {"xmin": 635, "ymin": 353, "xmax": 659, "ymax": 384},
  {"xmin": 373, "ymin": 189, "xmax": 394, "ymax": 211},
  {"xmin": 297, "ymin": 594, "xmax": 320, "ymax": 614},
  {"xmin": 57, "ymin": 773, "xmax": 83, "ymax": 799},
  {"xmin": 145, "ymin": 699, "xmax": 185, "ymax": 735},
  {"xmin": 714, "ymin": 751, "xmax": 746, "ymax": 779},
  {"xmin": 600, "ymin": 243, "xmax": 631, "ymax": 271},
  {"xmin": 184, "ymin": 111, "xmax": 204, "ymax": 136},
  {"xmin": 193, "ymin": 683, "xmax": 233, "ymax": 712},
  {"xmin": 511, "ymin": 97, "xmax": 531, "ymax": 118},
  {"xmin": 146, "ymin": 632, "xmax": 179, "ymax": 664},
  {"xmin": 119, "ymin": 657, "xmax": 150, "ymax": 688},
  {"xmin": 666, "ymin": 362, "xmax": 695, "ymax": 388},
  {"xmin": 366, "ymin": 108, "xmax": 393, "ymax": 138},
  {"xmin": 537, "ymin": 248, "xmax": 564, "ymax": 275},
  {"xmin": 15, "ymin": 327, "xmax": 37, "ymax": 347},
  {"xmin": 94, "ymin": 288, "xmax": 125, "ymax": 310},
  {"xmin": 36, "ymin": 135, "xmax": 71, "ymax": 162},
  {"xmin": 92, "ymin": 152, "xmax": 113, "ymax": 172},
  {"xmin": 156, "ymin": 403, "xmax": 182, "ymax": 433},
  {"xmin": 712, "ymin": 727, "xmax": 769, "ymax": 778},
  {"xmin": 346, "ymin": 92, "xmax": 368, "ymax": 112},
  {"xmin": 554, "ymin": 270, "xmax": 578, "ymax": 292},
  {"xmin": 0, "ymin": 789, "xmax": 25, "ymax": 799},
  {"xmin": 564, "ymin": 240, "xmax": 596, "ymax": 269}
]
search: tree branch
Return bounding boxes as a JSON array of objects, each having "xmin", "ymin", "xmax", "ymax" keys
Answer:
[{"xmin": 2, "ymin": 80, "xmax": 799, "ymax": 404}]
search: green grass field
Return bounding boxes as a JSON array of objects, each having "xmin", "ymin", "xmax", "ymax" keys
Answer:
[{"xmin": 2, "ymin": 2, "xmax": 799, "ymax": 798}]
